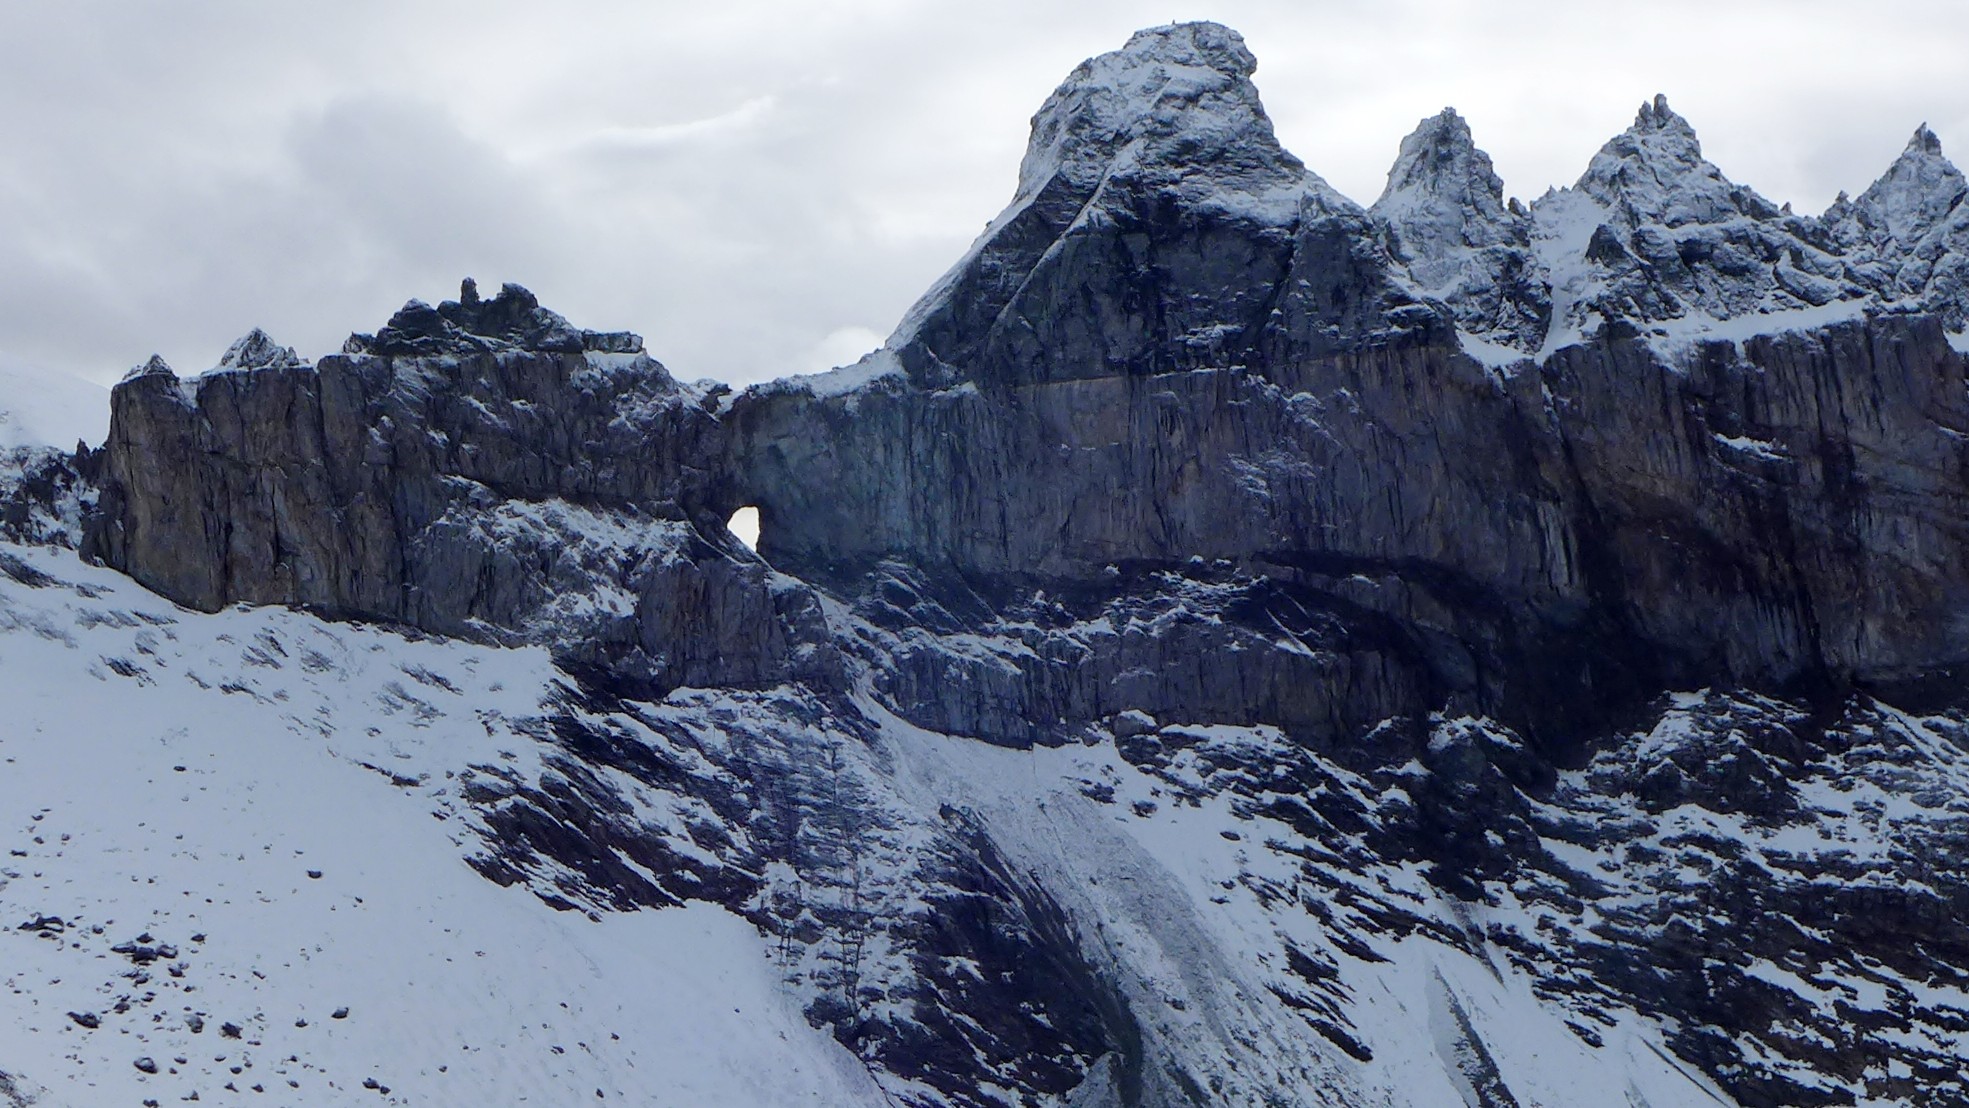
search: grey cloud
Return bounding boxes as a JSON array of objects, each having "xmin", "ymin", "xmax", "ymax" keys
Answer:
[{"xmin": 286, "ymin": 96, "xmax": 564, "ymax": 277}]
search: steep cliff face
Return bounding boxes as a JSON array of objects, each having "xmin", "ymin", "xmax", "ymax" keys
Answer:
[
  {"xmin": 57, "ymin": 19, "xmax": 1969, "ymax": 1108},
  {"xmin": 732, "ymin": 27, "xmax": 1969, "ymax": 750},
  {"xmin": 88, "ymin": 283, "xmax": 836, "ymax": 694}
]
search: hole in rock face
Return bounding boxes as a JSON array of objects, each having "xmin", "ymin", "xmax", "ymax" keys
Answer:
[{"xmin": 727, "ymin": 506, "xmax": 761, "ymax": 552}]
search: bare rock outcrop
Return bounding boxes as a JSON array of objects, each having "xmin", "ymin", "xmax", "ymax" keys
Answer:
[{"xmin": 87, "ymin": 282, "xmax": 835, "ymax": 693}]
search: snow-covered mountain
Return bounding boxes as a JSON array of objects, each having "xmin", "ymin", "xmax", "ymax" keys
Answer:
[
  {"xmin": 0, "ymin": 362, "xmax": 104, "ymax": 551},
  {"xmin": 9, "ymin": 19, "xmax": 1969, "ymax": 1108}
]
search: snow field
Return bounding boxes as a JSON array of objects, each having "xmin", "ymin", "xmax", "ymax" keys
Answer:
[{"xmin": 0, "ymin": 545, "xmax": 881, "ymax": 1106}]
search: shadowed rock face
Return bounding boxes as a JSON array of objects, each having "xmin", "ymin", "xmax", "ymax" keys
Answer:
[
  {"xmin": 734, "ymin": 310, "xmax": 1969, "ymax": 750},
  {"xmin": 726, "ymin": 27, "xmax": 1969, "ymax": 751},
  {"xmin": 64, "ymin": 19, "xmax": 1969, "ymax": 1108}
]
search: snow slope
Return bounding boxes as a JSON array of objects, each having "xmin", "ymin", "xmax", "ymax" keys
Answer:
[
  {"xmin": 0, "ymin": 536, "xmax": 1748, "ymax": 1107},
  {"xmin": 873, "ymin": 697, "xmax": 1732, "ymax": 1108},
  {"xmin": 0, "ymin": 545, "xmax": 883, "ymax": 1107},
  {"xmin": 7, "ymin": 473, "xmax": 1969, "ymax": 1103}
]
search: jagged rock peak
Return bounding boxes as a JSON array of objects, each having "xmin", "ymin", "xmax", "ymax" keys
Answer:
[
  {"xmin": 216, "ymin": 328, "xmax": 304, "ymax": 372},
  {"xmin": 1574, "ymin": 94, "xmax": 1778, "ymax": 228},
  {"xmin": 343, "ymin": 279, "xmax": 644, "ymax": 358},
  {"xmin": 886, "ymin": 21, "xmax": 1345, "ymax": 383},
  {"xmin": 1632, "ymin": 92, "xmax": 1692, "ymax": 138},
  {"xmin": 1013, "ymin": 20, "xmax": 1322, "ymax": 214},
  {"xmin": 1376, "ymin": 109, "xmax": 1500, "ymax": 207},
  {"xmin": 1372, "ymin": 107, "xmax": 1516, "ymax": 246},
  {"xmin": 1838, "ymin": 123, "xmax": 1968, "ymax": 247},
  {"xmin": 1368, "ymin": 107, "xmax": 1542, "ymax": 349},
  {"xmin": 119, "ymin": 354, "xmax": 175, "ymax": 383}
]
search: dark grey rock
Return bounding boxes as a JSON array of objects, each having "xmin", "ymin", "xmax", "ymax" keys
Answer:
[{"xmin": 86, "ymin": 284, "xmax": 837, "ymax": 695}]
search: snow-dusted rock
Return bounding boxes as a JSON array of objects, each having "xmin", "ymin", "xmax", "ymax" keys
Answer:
[
  {"xmin": 215, "ymin": 327, "xmax": 306, "ymax": 371},
  {"xmin": 37, "ymin": 18, "xmax": 1969, "ymax": 1108},
  {"xmin": 1371, "ymin": 107, "xmax": 1546, "ymax": 349},
  {"xmin": 0, "ymin": 360, "xmax": 105, "ymax": 547},
  {"xmin": 1830, "ymin": 124, "xmax": 1969, "ymax": 328},
  {"xmin": 88, "ymin": 281, "xmax": 837, "ymax": 697},
  {"xmin": 890, "ymin": 21, "xmax": 1403, "ymax": 390},
  {"xmin": 1521, "ymin": 95, "xmax": 1855, "ymax": 351},
  {"xmin": 1575, "ymin": 94, "xmax": 1774, "ymax": 230}
]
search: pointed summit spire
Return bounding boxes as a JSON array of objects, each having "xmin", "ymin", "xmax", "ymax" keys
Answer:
[
  {"xmin": 890, "ymin": 21, "xmax": 1340, "ymax": 382},
  {"xmin": 1839, "ymin": 123, "xmax": 1967, "ymax": 249},
  {"xmin": 121, "ymin": 354, "xmax": 176, "ymax": 384},
  {"xmin": 1009, "ymin": 20, "xmax": 1318, "ymax": 213},
  {"xmin": 1373, "ymin": 107, "xmax": 1506, "ymax": 217},
  {"xmin": 1371, "ymin": 107, "xmax": 1540, "ymax": 349},
  {"xmin": 216, "ymin": 328, "xmax": 305, "ymax": 372},
  {"xmin": 1632, "ymin": 93, "xmax": 1696, "ymax": 139},
  {"xmin": 1574, "ymin": 94, "xmax": 1772, "ymax": 228}
]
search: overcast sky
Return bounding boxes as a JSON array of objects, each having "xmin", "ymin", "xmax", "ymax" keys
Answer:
[{"xmin": 3, "ymin": 0, "xmax": 1965, "ymax": 389}]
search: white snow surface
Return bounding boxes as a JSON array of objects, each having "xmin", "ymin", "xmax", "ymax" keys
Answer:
[
  {"xmin": 1455, "ymin": 330, "xmax": 1533, "ymax": 370},
  {"xmin": 1528, "ymin": 187, "xmax": 1614, "ymax": 359},
  {"xmin": 0, "ymin": 545, "xmax": 883, "ymax": 1107},
  {"xmin": 1643, "ymin": 299, "xmax": 1872, "ymax": 365},
  {"xmin": 777, "ymin": 346, "xmax": 905, "ymax": 398},
  {"xmin": 868, "ymin": 696, "xmax": 1730, "ymax": 1108},
  {"xmin": 0, "ymin": 362, "xmax": 108, "ymax": 451}
]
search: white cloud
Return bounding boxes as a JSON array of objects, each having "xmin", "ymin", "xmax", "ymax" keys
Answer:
[{"xmin": 534, "ymin": 97, "xmax": 781, "ymax": 157}]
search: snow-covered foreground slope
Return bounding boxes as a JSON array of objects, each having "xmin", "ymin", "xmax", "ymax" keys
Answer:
[
  {"xmin": 11, "ymin": 530, "xmax": 1969, "ymax": 1105},
  {"xmin": 875, "ymin": 704, "xmax": 1733, "ymax": 1108},
  {"xmin": 0, "ymin": 537, "xmax": 1770, "ymax": 1107},
  {"xmin": 0, "ymin": 544, "xmax": 882, "ymax": 1107}
]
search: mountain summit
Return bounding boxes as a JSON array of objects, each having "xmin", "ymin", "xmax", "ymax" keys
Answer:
[
  {"xmin": 1572, "ymin": 94, "xmax": 1778, "ymax": 228},
  {"xmin": 1012, "ymin": 21, "xmax": 1308, "ymax": 207}
]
